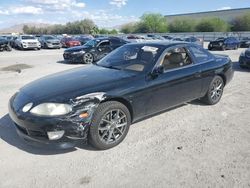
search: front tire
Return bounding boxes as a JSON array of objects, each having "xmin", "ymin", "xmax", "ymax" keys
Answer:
[
  {"xmin": 89, "ymin": 101, "xmax": 131, "ymax": 150},
  {"xmin": 201, "ymin": 76, "xmax": 224, "ymax": 105},
  {"xmin": 83, "ymin": 52, "xmax": 94, "ymax": 64}
]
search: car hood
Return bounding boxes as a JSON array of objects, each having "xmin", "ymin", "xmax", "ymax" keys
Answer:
[
  {"xmin": 19, "ymin": 65, "xmax": 137, "ymax": 102},
  {"xmin": 65, "ymin": 45, "xmax": 92, "ymax": 52},
  {"xmin": 21, "ymin": 39, "xmax": 39, "ymax": 43}
]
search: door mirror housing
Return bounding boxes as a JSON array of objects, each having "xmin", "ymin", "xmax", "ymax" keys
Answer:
[
  {"xmin": 150, "ymin": 65, "xmax": 164, "ymax": 79},
  {"xmin": 153, "ymin": 65, "xmax": 164, "ymax": 75}
]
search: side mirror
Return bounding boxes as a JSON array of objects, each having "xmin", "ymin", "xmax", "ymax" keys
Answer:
[
  {"xmin": 153, "ymin": 65, "xmax": 164, "ymax": 75},
  {"xmin": 150, "ymin": 65, "xmax": 164, "ymax": 79}
]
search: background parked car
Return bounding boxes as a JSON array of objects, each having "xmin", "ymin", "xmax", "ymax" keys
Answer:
[
  {"xmin": 162, "ymin": 35, "xmax": 173, "ymax": 40},
  {"xmin": 147, "ymin": 34, "xmax": 165, "ymax": 40},
  {"xmin": 0, "ymin": 36, "xmax": 12, "ymax": 51},
  {"xmin": 39, "ymin": 35, "xmax": 61, "ymax": 49},
  {"xmin": 239, "ymin": 37, "xmax": 250, "ymax": 48},
  {"xmin": 208, "ymin": 37, "xmax": 240, "ymax": 51},
  {"xmin": 63, "ymin": 37, "xmax": 128, "ymax": 64},
  {"xmin": 122, "ymin": 35, "xmax": 145, "ymax": 43},
  {"xmin": 75, "ymin": 35, "xmax": 94, "ymax": 45},
  {"xmin": 60, "ymin": 37, "xmax": 81, "ymax": 48},
  {"xmin": 9, "ymin": 36, "xmax": 18, "ymax": 48},
  {"xmin": 239, "ymin": 48, "xmax": 250, "ymax": 68},
  {"xmin": 171, "ymin": 37, "xmax": 183, "ymax": 41},
  {"xmin": 15, "ymin": 35, "xmax": 41, "ymax": 50},
  {"xmin": 183, "ymin": 36, "xmax": 204, "ymax": 47}
]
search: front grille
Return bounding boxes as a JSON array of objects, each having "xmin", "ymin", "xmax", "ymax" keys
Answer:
[
  {"xmin": 27, "ymin": 130, "xmax": 47, "ymax": 138},
  {"xmin": 52, "ymin": 43, "xmax": 60, "ymax": 45},
  {"xmin": 28, "ymin": 42, "xmax": 37, "ymax": 45},
  {"xmin": 63, "ymin": 53, "xmax": 72, "ymax": 59}
]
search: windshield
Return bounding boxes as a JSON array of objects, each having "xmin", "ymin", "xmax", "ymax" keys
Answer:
[
  {"xmin": 21, "ymin": 36, "xmax": 35, "ymax": 40},
  {"xmin": 84, "ymin": 39, "xmax": 97, "ymax": 47},
  {"xmin": 216, "ymin": 37, "xmax": 225, "ymax": 41},
  {"xmin": 97, "ymin": 44, "xmax": 163, "ymax": 72},
  {"xmin": 44, "ymin": 36, "xmax": 55, "ymax": 40}
]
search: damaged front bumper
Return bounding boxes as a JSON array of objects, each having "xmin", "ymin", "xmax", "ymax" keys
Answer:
[{"xmin": 8, "ymin": 92, "xmax": 106, "ymax": 149}]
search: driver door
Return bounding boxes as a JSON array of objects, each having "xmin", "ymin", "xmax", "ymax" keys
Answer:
[
  {"xmin": 96, "ymin": 40, "xmax": 112, "ymax": 59},
  {"xmin": 145, "ymin": 45, "xmax": 203, "ymax": 116}
]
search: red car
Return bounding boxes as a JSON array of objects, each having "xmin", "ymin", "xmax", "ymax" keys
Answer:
[{"xmin": 61, "ymin": 37, "xmax": 81, "ymax": 48}]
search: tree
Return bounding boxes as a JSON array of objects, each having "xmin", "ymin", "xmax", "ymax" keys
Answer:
[
  {"xmin": 168, "ymin": 18, "xmax": 196, "ymax": 32},
  {"xmin": 23, "ymin": 25, "xmax": 29, "ymax": 34},
  {"xmin": 195, "ymin": 18, "xmax": 229, "ymax": 32},
  {"xmin": 137, "ymin": 13, "xmax": 168, "ymax": 33},
  {"xmin": 231, "ymin": 12, "xmax": 250, "ymax": 31},
  {"xmin": 120, "ymin": 23, "xmax": 136, "ymax": 34}
]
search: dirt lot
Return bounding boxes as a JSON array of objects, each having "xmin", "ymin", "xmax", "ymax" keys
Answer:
[{"xmin": 0, "ymin": 47, "xmax": 249, "ymax": 188}]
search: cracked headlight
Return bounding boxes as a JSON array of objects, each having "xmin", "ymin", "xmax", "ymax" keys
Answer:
[{"xmin": 30, "ymin": 103, "xmax": 72, "ymax": 116}]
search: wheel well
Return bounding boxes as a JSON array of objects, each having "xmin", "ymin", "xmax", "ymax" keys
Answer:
[
  {"xmin": 218, "ymin": 74, "xmax": 226, "ymax": 85},
  {"xmin": 101, "ymin": 97, "xmax": 134, "ymax": 122}
]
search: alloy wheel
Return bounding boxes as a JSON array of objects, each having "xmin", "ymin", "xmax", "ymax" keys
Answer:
[
  {"xmin": 83, "ymin": 53, "xmax": 93, "ymax": 64},
  {"xmin": 98, "ymin": 109, "xmax": 127, "ymax": 145},
  {"xmin": 210, "ymin": 78, "xmax": 223, "ymax": 102}
]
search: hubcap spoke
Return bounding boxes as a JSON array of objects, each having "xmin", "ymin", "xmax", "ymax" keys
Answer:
[{"xmin": 116, "ymin": 122, "xmax": 127, "ymax": 128}]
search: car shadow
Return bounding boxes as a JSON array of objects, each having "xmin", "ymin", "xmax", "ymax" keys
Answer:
[
  {"xmin": 232, "ymin": 61, "xmax": 250, "ymax": 72},
  {"xmin": 0, "ymin": 114, "xmax": 87, "ymax": 155},
  {"xmin": 56, "ymin": 60, "xmax": 77, "ymax": 64}
]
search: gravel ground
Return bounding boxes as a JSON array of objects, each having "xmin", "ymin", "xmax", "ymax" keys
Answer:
[{"xmin": 0, "ymin": 46, "xmax": 249, "ymax": 188}]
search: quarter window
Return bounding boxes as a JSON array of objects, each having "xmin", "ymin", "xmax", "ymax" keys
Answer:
[{"xmin": 189, "ymin": 46, "xmax": 212, "ymax": 63}]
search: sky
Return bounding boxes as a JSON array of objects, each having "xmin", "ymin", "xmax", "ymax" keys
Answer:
[{"xmin": 0, "ymin": 0, "xmax": 249, "ymax": 29}]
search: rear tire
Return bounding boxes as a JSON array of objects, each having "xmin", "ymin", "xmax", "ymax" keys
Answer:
[
  {"xmin": 89, "ymin": 101, "xmax": 131, "ymax": 150},
  {"xmin": 201, "ymin": 76, "xmax": 224, "ymax": 105},
  {"xmin": 221, "ymin": 45, "xmax": 226, "ymax": 51}
]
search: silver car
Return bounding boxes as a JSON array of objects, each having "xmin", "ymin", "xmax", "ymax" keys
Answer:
[
  {"xmin": 39, "ymin": 35, "xmax": 61, "ymax": 49},
  {"xmin": 15, "ymin": 35, "xmax": 41, "ymax": 50}
]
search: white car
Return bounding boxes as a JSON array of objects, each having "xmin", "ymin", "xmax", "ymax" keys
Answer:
[{"xmin": 15, "ymin": 35, "xmax": 41, "ymax": 50}]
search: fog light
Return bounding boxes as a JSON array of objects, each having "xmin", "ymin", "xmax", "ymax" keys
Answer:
[{"xmin": 47, "ymin": 130, "xmax": 65, "ymax": 140}]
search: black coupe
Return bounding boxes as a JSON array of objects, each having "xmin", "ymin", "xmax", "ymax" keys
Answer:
[
  {"xmin": 9, "ymin": 42, "xmax": 234, "ymax": 150},
  {"xmin": 208, "ymin": 37, "xmax": 240, "ymax": 51},
  {"xmin": 63, "ymin": 37, "xmax": 128, "ymax": 64}
]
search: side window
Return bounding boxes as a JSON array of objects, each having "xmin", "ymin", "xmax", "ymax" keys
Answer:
[
  {"xmin": 111, "ymin": 39, "xmax": 122, "ymax": 45},
  {"xmin": 189, "ymin": 46, "xmax": 212, "ymax": 63},
  {"xmin": 161, "ymin": 47, "xmax": 192, "ymax": 71},
  {"xmin": 98, "ymin": 41, "xmax": 110, "ymax": 47}
]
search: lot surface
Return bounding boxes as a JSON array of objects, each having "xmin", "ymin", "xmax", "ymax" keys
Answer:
[{"xmin": 0, "ymin": 46, "xmax": 250, "ymax": 188}]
